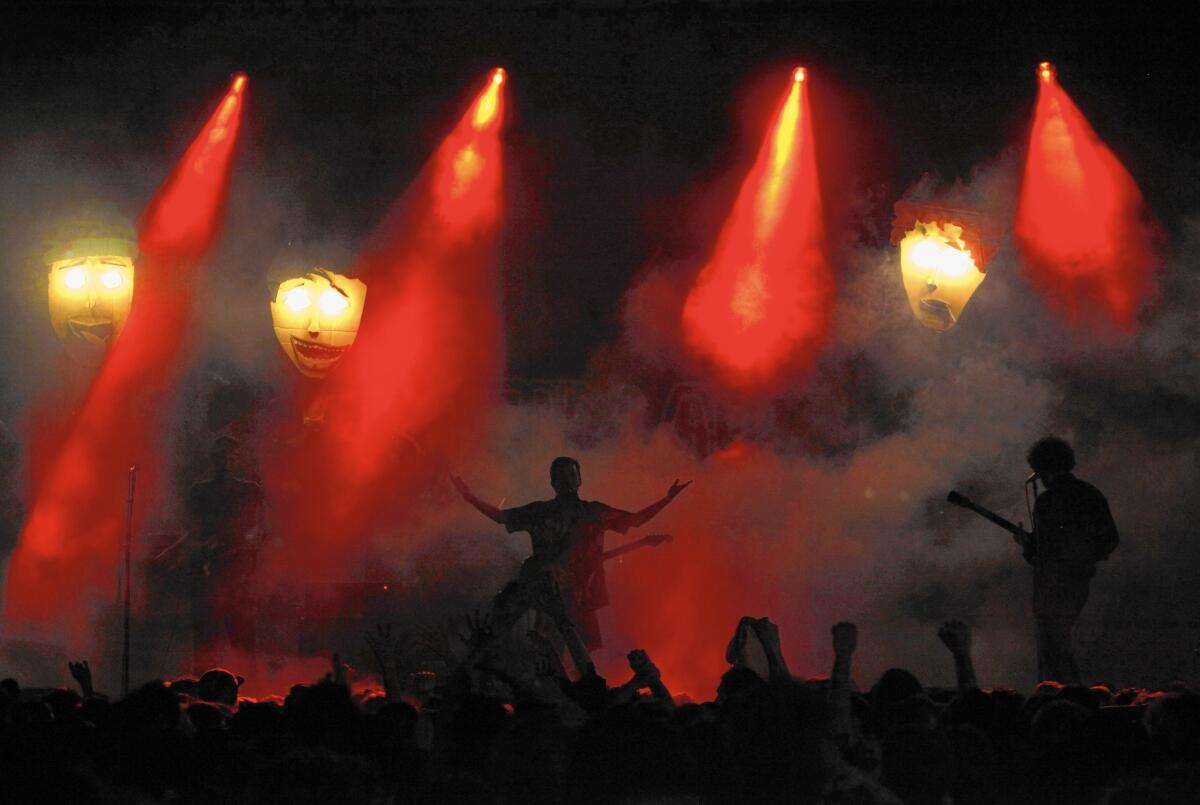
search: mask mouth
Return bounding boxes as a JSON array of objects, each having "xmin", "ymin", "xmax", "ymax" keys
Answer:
[
  {"xmin": 291, "ymin": 336, "xmax": 348, "ymax": 369},
  {"xmin": 918, "ymin": 297, "xmax": 956, "ymax": 329},
  {"xmin": 67, "ymin": 317, "xmax": 115, "ymax": 346}
]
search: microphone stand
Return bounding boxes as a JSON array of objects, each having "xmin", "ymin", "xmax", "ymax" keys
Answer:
[{"xmin": 122, "ymin": 464, "xmax": 139, "ymax": 698}]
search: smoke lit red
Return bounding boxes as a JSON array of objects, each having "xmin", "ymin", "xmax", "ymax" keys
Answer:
[
  {"xmin": 1015, "ymin": 63, "xmax": 1158, "ymax": 329},
  {"xmin": 262, "ymin": 69, "xmax": 508, "ymax": 575},
  {"xmin": 681, "ymin": 68, "xmax": 832, "ymax": 387},
  {"xmin": 4, "ymin": 76, "xmax": 247, "ymax": 642}
]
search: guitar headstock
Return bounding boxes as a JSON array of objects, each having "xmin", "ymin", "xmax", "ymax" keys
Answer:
[{"xmin": 644, "ymin": 533, "xmax": 673, "ymax": 546}]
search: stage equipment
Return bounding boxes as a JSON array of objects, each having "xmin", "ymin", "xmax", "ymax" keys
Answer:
[
  {"xmin": 892, "ymin": 201, "xmax": 998, "ymax": 331},
  {"xmin": 46, "ymin": 236, "xmax": 138, "ymax": 364},
  {"xmin": 270, "ymin": 269, "xmax": 367, "ymax": 378}
]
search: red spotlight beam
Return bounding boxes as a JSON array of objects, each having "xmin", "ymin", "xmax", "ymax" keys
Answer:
[
  {"xmin": 1015, "ymin": 62, "xmax": 1159, "ymax": 330},
  {"xmin": 681, "ymin": 67, "xmax": 833, "ymax": 389},
  {"xmin": 262, "ymin": 69, "xmax": 509, "ymax": 574},
  {"xmin": 5, "ymin": 75, "xmax": 247, "ymax": 641}
]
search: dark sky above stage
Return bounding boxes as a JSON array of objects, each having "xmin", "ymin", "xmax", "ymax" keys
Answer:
[{"xmin": 2, "ymin": 1, "xmax": 1196, "ymax": 378}]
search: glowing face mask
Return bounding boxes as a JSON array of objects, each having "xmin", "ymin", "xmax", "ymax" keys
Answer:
[
  {"xmin": 47, "ymin": 254, "xmax": 136, "ymax": 363},
  {"xmin": 270, "ymin": 270, "xmax": 367, "ymax": 378},
  {"xmin": 899, "ymin": 221, "xmax": 986, "ymax": 331}
]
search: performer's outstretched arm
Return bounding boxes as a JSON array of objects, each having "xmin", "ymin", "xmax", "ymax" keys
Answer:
[
  {"xmin": 627, "ymin": 478, "xmax": 692, "ymax": 528},
  {"xmin": 450, "ymin": 475, "xmax": 507, "ymax": 525}
]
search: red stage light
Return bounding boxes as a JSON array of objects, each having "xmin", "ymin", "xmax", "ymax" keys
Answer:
[
  {"xmin": 680, "ymin": 68, "xmax": 832, "ymax": 388},
  {"xmin": 261, "ymin": 69, "xmax": 509, "ymax": 577},
  {"xmin": 5, "ymin": 75, "xmax": 247, "ymax": 642},
  {"xmin": 1015, "ymin": 63, "xmax": 1158, "ymax": 330}
]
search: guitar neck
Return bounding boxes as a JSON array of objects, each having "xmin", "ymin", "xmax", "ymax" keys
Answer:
[
  {"xmin": 603, "ymin": 537, "xmax": 655, "ymax": 562},
  {"xmin": 957, "ymin": 499, "xmax": 1024, "ymax": 537}
]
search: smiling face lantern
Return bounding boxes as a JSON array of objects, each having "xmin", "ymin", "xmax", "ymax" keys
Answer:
[
  {"xmin": 46, "ymin": 236, "xmax": 138, "ymax": 364},
  {"xmin": 892, "ymin": 202, "xmax": 997, "ymax": 332},
  {"xmin": 270, "ymin": 269, "xmax": 367, "ymax": 378}
]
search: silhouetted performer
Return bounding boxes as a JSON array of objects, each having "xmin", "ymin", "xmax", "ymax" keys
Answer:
[
  {"xmin": 187, "ymin": 436, "xmax": 263, "ymax": 673},
  {"xmin": 1017, "ymin": 436, "xmax": 1118, "ymax": 683},
  {"xmin": 452, "ymin": 457, "xmax": 689, "ymax": 663}
]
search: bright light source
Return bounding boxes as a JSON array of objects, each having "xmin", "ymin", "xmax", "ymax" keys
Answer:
[
  {"xmin": 233, "ymin": 74, "xmax": 247, "ymax": 92},
  {"xmin": 492, "ymin": 68, "xmax": 506, "ymax": 85},
  {"xmin": 898, "ymin": 220, "xmax": 986, "ymax": 331},
  {"xmin": 101, "ymin": 269, "xmax": 124, "ymax": 289},
  {"xmin": 793, "ymin": 66, "xmax": 806, "ymax": 83},
  {"xmin": 283, "ymin": 287, "xmax": 311, "ymax": 312},
  {"xmin": 319, "ymin": 288, "xmax": 349, "ymax": 315},
  {"xmin": 63, "ymin": 267, "xmax": 86, "ymax": 290},
  {"xmin": 1038, "ymin": 61, "xmax": 1055, "ymax": 82},
  {"xmin": 909, "ymin": 236, "xmax": 974, "ymax": 277}
]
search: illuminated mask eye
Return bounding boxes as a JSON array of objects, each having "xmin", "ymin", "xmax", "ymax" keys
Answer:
[
  {"xmin": 283, "ymin": 287, "xmax": 311, "ymax": 311},
  {"xmin": 63, "ymin": 267, "xmax": 87, "ymax": 290},
  {"xmin": 319, "ymin": 288, "xmax": 349, "ymax": 315},
  {"xmin": 101, "ymin": 269, "xmax": 124, "ymax": 289}
]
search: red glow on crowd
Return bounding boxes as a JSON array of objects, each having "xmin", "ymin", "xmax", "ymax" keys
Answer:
[
  {"xmin": 681, "ymin": 69, "xmax": 832, "ymax": 388},
  {"xmin": 5, "ymin": 76, "xmax": 246, "ymax": 642},
  {"xmin": 263, "ymin": 70, "xmax": 508, "ymax": 574},
  {"xmin": 1015, "ymin": 64, "xmax": 1158, "ymax": 330},
  {"xmin": 603, "ymin": 528, "xmax": 766, "ymax": 698}
]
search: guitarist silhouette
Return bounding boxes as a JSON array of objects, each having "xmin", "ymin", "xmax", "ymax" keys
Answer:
[{"xmin": 950, "ymin": 437, "xmax": 1117, "ymax": 683}]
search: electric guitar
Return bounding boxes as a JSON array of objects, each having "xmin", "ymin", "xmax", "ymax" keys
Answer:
[
  {"xmin": 603, "ymin": 533, "xmax": 672, "ymax": 562},
  {"xmin": 946, "ymin": 491, "xmax": 1032, "ymax": 543}
]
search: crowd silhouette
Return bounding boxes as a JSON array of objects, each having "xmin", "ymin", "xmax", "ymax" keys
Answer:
[{"xmin": 3, "ymin": 612, "xmax": 1199, "ymax": 804}]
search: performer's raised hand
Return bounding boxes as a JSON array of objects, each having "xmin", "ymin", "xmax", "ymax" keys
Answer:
[
  {"xmin": 451, "ymin": 475, "xmax": 507, "ymax": 524},
  {"xmin": 667, "ymin": 479, "xmax": 692, "ymax": 500}
]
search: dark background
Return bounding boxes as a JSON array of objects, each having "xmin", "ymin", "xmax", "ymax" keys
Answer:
[{"xmin": 4, "ymin": 0, "xmax": 1194, "ymax": 379}]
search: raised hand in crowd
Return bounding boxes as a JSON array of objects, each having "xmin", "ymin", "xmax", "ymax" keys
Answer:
[
  {"xmin": 725, "ymin": 616, "xmax": 766, "ymax": 678},
  {"xmin": 68, "ymin": 660, "xmax": 95, "ymax": 699},
  {"xmin": 937, "ymin": 619, "xmax": 979, "ymax": 690},
  {"xmin": 610, "ymin": 648, "xmax": 672, "ymax": 708},
  {"xmin": 630, "ymin": 648, "xmax": 675, "ymax": 707},
  {"xmin": 830, "ymin": 621, "xmax": 857, "ymax": 738},
  {"xmin": 751, "ymin": 616, "xmax": 791, "ymax": 680},
  {"xmin": 322, "ymin": 652, "xmax": 351, "ymax": 687},
  {"xmin": 461, "ymin": 608, "xmax": 495, "ymax": 653},
  {"xmin": 364, "ymin": 623, "xmax": 404, "ymax": 701}
]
